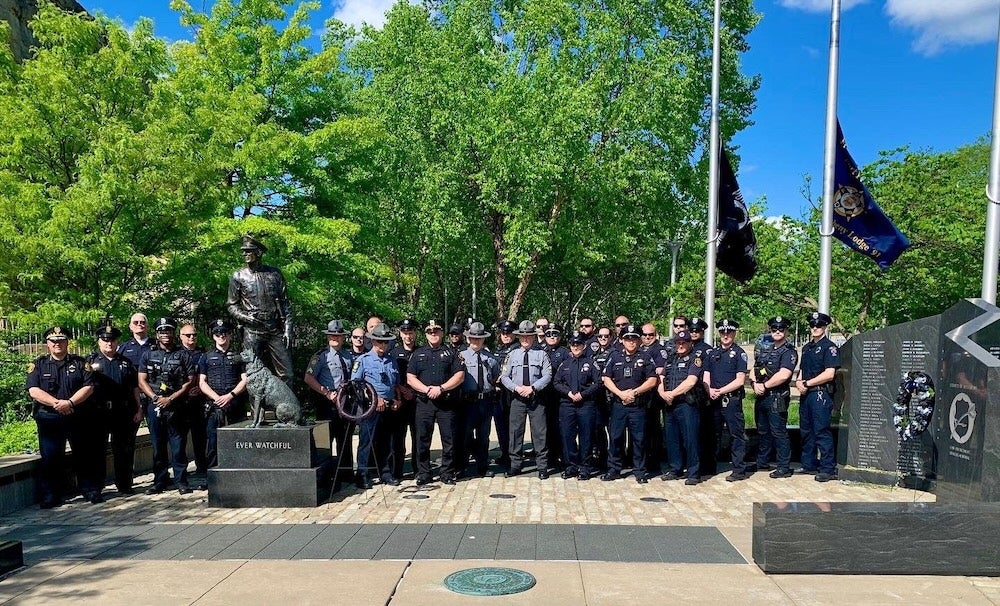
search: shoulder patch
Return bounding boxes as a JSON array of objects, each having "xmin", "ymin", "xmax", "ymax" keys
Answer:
[
  {"xmin": 27, "ymin": 362, "xmax": 35, "ymax": 373},
  {"xmin": 694, "ymin": 357, "xmax": 702, "ymax": 367},
  {"xmin": 830, "ymin": 346, "xmax": 839, "ymax": 355},
  {"xmin": 740, "ymin": 352, "xmax": 748, "ymax": 362},
  {"xmin": 352, "ymin": 360, "xmax": 361, "ymax": 373},
  {"xmin": 84, "ymin": 362, "xmax": 93, "ymax": 372}
]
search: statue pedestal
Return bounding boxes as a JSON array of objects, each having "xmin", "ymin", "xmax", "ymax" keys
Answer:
[{"xmin": 208, "ymin": 421, "xmax": 332, "ymax": 508}]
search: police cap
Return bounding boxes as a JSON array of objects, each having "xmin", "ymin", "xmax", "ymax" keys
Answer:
[
  {"xmin": 674, "ymin": 330, "xmax": 693, "ymax": 342},
  {"xmin": 688, "ymin": 317, "xmax": 708, "ymax": 331},
  {"xmin": 716, "ymin": 319, "xmax": 740, "ymax": 332},
  {"xmin": 568, "ymin": 330, "xmax": 587, "ymax": 345},
  {"xmin": 211, "ymin": 319, "xmax": 235, "ymax": 335},
  {"xmin": 497, "ymin": 320, "xmax": 517, "ymax": 333},
  {"xmin": 397, "ymin": 318, "xmax": 420, "ymax": 331},
  {"xmin": 807, "ymin": 311, "xmax": 832, "ymax": 327},
  {"xmin": 544, "ymin": 323, "xmax": 562, "ymax": 336},
  {"xmin": 448, "ymin": 323, "xmax": 464, "ymax": 335},
  {"xmin": 767, "ymin": 316, "xmax": 790, "ymax": 330},
  {"xmin": 43, "ymin": 326, "xmax": 69, "ymax": 341},
  {"xmin": 465, "ymin": 322, "xmax": 490, "ymax": 338},
  {"xmin": 95, "ymin": 324, "xmax": 122, "ymax": 340},
  {"xmin": 513, "ymin": 320, "xmax": 536, "ymax": 336},
  {"xmin": 619, "ymin": 324, "xmax": 641, "ymax": 339},
  {"xmin": 154, "ymin": 317, "xmax": 177, "ymax": 332},
  {"xmin": 424, "ymin": 319, "xmax": 444, "ymax": 333},
  {"xmin": 367, "ymin": 322, "xmax": 397, "ymax": 341}
]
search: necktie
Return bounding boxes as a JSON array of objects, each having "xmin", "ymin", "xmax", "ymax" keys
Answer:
[
  {"xmin": 476, "ymin": 352, "xmax": 484, "ymax": 393},
  {"xmin": 338, "ymin": 352, "xmax": 349, "ymax": 386},
  {"xmin": 522, "ymin": 349, "xmax": 530, "ymax": 386}
]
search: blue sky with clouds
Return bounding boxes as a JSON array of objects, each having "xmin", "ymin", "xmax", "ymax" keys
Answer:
[{"xmin": 83, "ymin": 1, "xmax": 1000, "ymax": 219}]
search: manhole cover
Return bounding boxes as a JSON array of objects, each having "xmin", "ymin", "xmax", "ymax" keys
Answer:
[
  {"xmin": 444, "ymin": 567, "xmax": 536, "ymax": 596},
  {"xmin": 488, "ymin": 493, "xmax": 516, "ymax": 499},
  {"xmin": 640, "ymin": 497, "xmax": 669, "ymax": 503},
  {"xmin": 403, "ymin": 494, "xmax": 430, "ymax": 500}
]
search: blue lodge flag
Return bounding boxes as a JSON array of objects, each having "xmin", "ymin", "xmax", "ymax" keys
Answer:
[
  {"xmin": 832, "ymin": 122, "xmax": 910, "ymax": 269},
  {"xmin": 717, "ymin": 147, "xmax": 757, "ymax": 283}
]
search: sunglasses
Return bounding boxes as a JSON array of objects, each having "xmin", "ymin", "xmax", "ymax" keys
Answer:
[
  {"xmin": 598, "ymin": 334, "xmax": 611, "ymax": 339},
  {"xmin": 615, "ymin": 323, "xmax": 628, "ymax": 327},
  {"xmin": 536, "ymin": 324, "xmax": 549, "ymax": 330},
  {"xmin": 544, "ymin": 331, "xmax": 560, "ymax": 337},
  {"xmin": 719, "ymin": 329, "xmax": 736, "ymax": 334},
  {"xmin": 770, "ymin": 327, "xmax": 786, "ymax": 332},
  {"xmin": 46, "ymin": 339, "xmax": 66, "ymax": 344},
  {"xmin": 131, "ymin": 320, "xmax": 146, "ymax": 325},
  {"xmin": 641, "ymin": 332, "xmax": 656, "ymax": 337},
  {"xmin": 580, "ymin": 323, "xmax": 593, "ymax": 328},
  {"xmin": 181, "ymin": 333, "xmax": 197, "ymax": 338},
  {"xmin": 351, "ymin": 335, "xmax": 365, "ymax": 339}
]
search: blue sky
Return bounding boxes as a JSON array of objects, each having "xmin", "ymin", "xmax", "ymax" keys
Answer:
[{"xmin": 84, "ymin": 1, "xmax": 1000, "ymax": 219}]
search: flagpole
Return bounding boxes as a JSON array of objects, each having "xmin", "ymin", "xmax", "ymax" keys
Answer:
[
  {"xmin": 818, "ymin": 0, "xmax": 842, "ymax": 315},
  {"xmin": 704, "ymin": 0, "xmax": 722, "ymax": 345},
  {"xmin": 981, "ymin": 9, "xmax": 1000, "ymax": 304}
]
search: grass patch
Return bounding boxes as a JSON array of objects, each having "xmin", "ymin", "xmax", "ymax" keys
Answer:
[{"xmin": 0, "ymin": 420, "xmax": 37, "ymax": 456}]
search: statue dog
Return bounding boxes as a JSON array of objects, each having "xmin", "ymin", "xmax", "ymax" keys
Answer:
[{"xmin": 241, "ymin": 350, "xmax": 302, "ymax": 427}]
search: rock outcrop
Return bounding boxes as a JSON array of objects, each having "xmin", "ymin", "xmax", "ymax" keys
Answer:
[{"xmin": 1, "ymin": 0, "xmax": 87, "ymax": 62}]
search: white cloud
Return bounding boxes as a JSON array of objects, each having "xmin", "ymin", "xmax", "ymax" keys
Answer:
[
  {"xmin": 776, "ymin": 0, "xmax": 868, "ymax": 13},
  {"xmin": 331, "ymin": 0, "xmax": 400, "ymax": 30},
  {"xmin": 885, "ymin": 0, "xmax": 999, "ymax": 55}
]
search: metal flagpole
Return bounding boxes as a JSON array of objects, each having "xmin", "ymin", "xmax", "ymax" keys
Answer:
[
  {"xmin": 981, "ymin": 9, "xmax": 1000, "ymax": 304},
  {"xmin": 704, "ymin": 0, "xmax": 722, "ymax": 345},
  {"xmin": 818, "ymin": 0, "xmax": 842, "ymax": 315}
]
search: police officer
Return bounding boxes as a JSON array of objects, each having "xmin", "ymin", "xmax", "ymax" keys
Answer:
[
  {"xmin": 640, "ymin": 322, "xmax": 669, "ymax": 477},
  {"xmin": 27, "ymin": 327, "xmax": 95, "ymax": 508},
  {"xmin": 459, "ymin": 322, "xmax": 500, "ymax": 477},
  {"xmin": 118, "ymin": 312, "xmax": 154, "ymax": 367},
  {"xmin": 687, "ymin": 316, "xmax": 718, "ymax": 476},
  {"xmin": 589, "ymin": 326, "xmax": 615, "ymax": 472},
  {"xmin": 553, "ymin": 330, "xmax": 603, "ymax": 480},
  {"xmin": 87, "ymin": 323, "xmax": 142, "ymax": 496},
  {"xmin": 752, "ymin": 316, "xmax": 798, "ymax": 479},
  {"xmin": 304, "ymin": 320, "xmax": 355, "ymax": 491},
  {"xmin": 795, "ymin": 311, "xmax": 841, "ymax": 482},
  {"xmin": 704, "ymin": 319, "xmax": 750, "ymax": 482},
  {"xmin": 578, "ymin": 316, "xmax": 598, "ymax": 354},
  {"xmin": 658, "ymin": 330, "xmax": 702, "ymax": 485},
  {"xmin": 198, "ymin": 319, "xmax": 248, "ymax": 470},
  {"xmin": 541, "ymin": 323, "xmax": 569, "ymax": 470},
  {"xmin": 602, "ymin": 324, "xmax": 658, "ymax": 483},
  {"xmin": 226, "ymin": 235, "xmax": 294, "ymax": 387},
  {"xmin": 407, "ymin": 320, "xmax": 465, "ymax": 485},
  {"xmin": 448, "ymin": 323, "xmax": 466, "ymax": 352},
  {"xmin": 351, "ymin": 322, "xmax": 401, "ymax": 489},
  {"xmin": 388, "ymin": 318, "xmax": 421, "ymax": 482},
  {"xmin": 500, "ymin": 320, "xmax": 552, "ymax": 478},
  {"xmin": 138, "ymin": 317, "xmax": 197, "ymax": 494},
  {"xmin": 179, "ymin": 323, "xmax": 208, "ymax": 478},
  {"xmin": 492, "ymin": 320, "xmax": 518, "ymax": 467}
]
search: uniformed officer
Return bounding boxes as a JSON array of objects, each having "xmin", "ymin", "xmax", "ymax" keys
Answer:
[
  {"xmin": 553, "ymin": 330, "xmax": 603, "ymax": 480},
  {"xmin": 351, "ymin": 322, "xmax": 401, "ymax": 489},
  {"xmin": 492, "ymin": 320, "xmax": 518, "ymax": 467},
  {"xmin": 704, "ymin": 319, "xmax": 750, "ymax": 482},
  {"xmin": 602, "ymin": 324, "xmax": 658, "ymax": 483},
  {"xmin": 198, "ymin": 319, "xmax": 248, "ymax": 470},
  {"xmin": 640, "ymin": 322, "xmax": 669, "ymax": 477},
  {"xmin": 500, "ymin": 320, "xmax": 553, "ymax": 478},
  {"xmin": 658, "ymin": 330, "xmax": 702, "ymax": 485},
  {"xmin": 448, "ymin": 323, "xmax": 466, "ymax": 351},
  {"xmin": 87, "ymin": 323, "xmax": 142, "ymax": 496},
  {"xmin": 304, "ymin": 319, "xmax": 355, "ymax": 489},
  {"xmin": 407, "ymin": 320, "xmax": 465, "ymax": 485},
  {"xmin": 458, "ymin": 322, "xmax": 500, "ymax": 477},
  {"xmin": 752, "ymin": 316, "xmax": 798, "ymax": 478},
  {"xmin": 578, "ymin": 317, "xmax": 598, "ymax": 352},
  {"xmin": 138, "ymin": 317, "xmax": 197, "ymax": 494},
  {"xmin": 179, "ymin": 323, "xmax": 208, "ymax": 478},
  {"xmin": 795, "ymin": 311, "xmax": 841, "ymax": 482},
  {"xmin": 117, "ymin": 312, "xmax": 154, "ymax": 367},
  {"xmin": 589, "ymin": 326, "xmax": 615, "ymax": 472},
  {"xmin": 687, "ymin": 316, "xmax": 718, "ymax": 476},
  {"xmin": 27, "ymin": 327, "xmax": 95, "ymax": 508},
  {"xmin": 387, "ymin": 318, "xmax": 421, "ymax": 482},
  {"xmin": 541, "ymin": 323, "xmax": 569, "ymax": 470},
  {"xmin": 226, "ymin": 235, "xmax": 295, "ymax": 388}
]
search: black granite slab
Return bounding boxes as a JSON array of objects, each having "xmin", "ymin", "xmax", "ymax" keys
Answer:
[
  {"xmin": 254, "ymin": 524, "xmax": 326, "ymax": 559},
  {"xmin": 208, "ymin": 466, "xmax": 331, "ymax": 508},
  {"xmin": 453, "ymin": 524, "xmax": 501, "ymax": 560},
  {"xmin": 212, "ymin": 525, "xmax": 293, "ymax": 560},
  {"xmin": 753, "ymin": 501, "xmax": 1000, "ymax": 575},
  {"xmin": 495, "ymin": 524, "xmax": 536, "ymax": 560},
  {"xmin": 171, "ymin": 524, "xmax": 256, "ymax": 560},
  {"xmin": 291, "ymin": 524, "xmax": 362, "ymax": 559},
  {"xmin": 335, "ymin": 524, "xmax": 395, "ymax": 559},
  {"xmin": 132, "ymin": 525, "xmax": 223, "ymax": 560},
  {"xmin": 217, "ymin": 422, "xmax": 331, "ymax": 469},
  {"xmin": 414, "ymin": 524, "xmax": 466, "ymax": 559},
  {"xmin": 374, "ymin": 524, "xmax": 430, "ymax": 559},
  {"xmin": 573, "ymin": 525, "xmax": 621, "ymax": 561},
  {"xmin": 535, "ymin": 524, "xmax": 576, "ymax": 561},
  {"xmin": 0, "ymin": 540, "xmax": 22, "ymax": 575}
]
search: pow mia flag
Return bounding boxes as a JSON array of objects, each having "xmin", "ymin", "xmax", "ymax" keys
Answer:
[
  {"xmin": 832, "ymin": 121, "xmax": 910, "ymax": 269},
  {"xmin": 717, "ymin": 147, "xmax": 757, "ymax": 283}
]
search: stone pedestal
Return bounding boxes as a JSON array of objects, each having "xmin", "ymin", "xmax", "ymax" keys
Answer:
[
  {"xmin": 0, "ymin": 540, "xmax": 22, "ymax": 575},
  {"xmin": 208, "ymin": 421, "xmax": 332, "ymax": 508}
]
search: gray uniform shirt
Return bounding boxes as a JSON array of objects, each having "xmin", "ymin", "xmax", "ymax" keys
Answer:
[
  {"xmin": 459, "ymin": 347, "xmax": 500, "ymax": 393},
  {"xmin": 500, "ymin": 345, "xmax": 552, "ymax": 393}
]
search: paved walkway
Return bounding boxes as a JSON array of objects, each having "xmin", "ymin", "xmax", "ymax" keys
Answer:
[{"xmin": 0, "ymin": 441, "xmax": 996, "ymax": 604}]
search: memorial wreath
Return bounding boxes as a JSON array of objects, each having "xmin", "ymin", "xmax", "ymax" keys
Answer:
[{"xmin": 893, "ymin": 371, "xmax": 935, "ymax": 441}]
